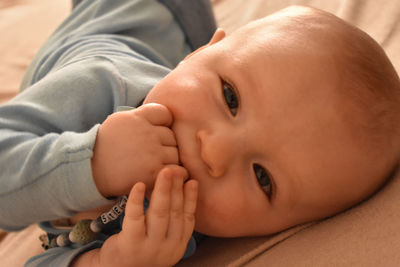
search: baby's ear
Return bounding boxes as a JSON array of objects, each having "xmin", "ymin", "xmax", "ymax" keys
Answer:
[{"xmin": 183, "ymin": 28, "xmax": 226, "ymax": 61}]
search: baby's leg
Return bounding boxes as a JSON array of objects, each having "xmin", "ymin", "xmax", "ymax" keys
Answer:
[{"xmin": 21, "ymin": 0, "xmax": 209, "ymax": 90}]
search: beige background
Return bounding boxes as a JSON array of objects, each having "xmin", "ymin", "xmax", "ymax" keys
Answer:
[{"xmin": 0, "ymin": 0, "xmax": 399, "ymax": 266}]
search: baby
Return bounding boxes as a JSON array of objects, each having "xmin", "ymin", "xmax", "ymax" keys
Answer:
[
  {"xmin": 76, "ymin": 5, "xmax": 400, "ymax": 266},
  {"xmin": 0, "ymin": 0, "xmax": 399, "ymax": 266},
  {"xmin": 139, "ymin": 5, "xmax": 400, "ymax": 235}
]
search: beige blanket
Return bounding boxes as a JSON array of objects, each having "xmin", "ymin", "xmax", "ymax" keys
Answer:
[{"xmin": 1, "ymin": 0, "xmax": 399, "ymax": 266}]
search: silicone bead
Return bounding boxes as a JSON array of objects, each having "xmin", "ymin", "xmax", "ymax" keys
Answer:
[{"xmin": 69, "ymin": 219, "xmax": 98, "ymax": 245}]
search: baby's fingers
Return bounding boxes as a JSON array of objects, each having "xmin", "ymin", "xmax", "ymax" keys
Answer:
[
  {"xmin": 146, "ymin": 169, "xmax": 172, "ymax": 240},
  {"xmin": 166, "ymin": 169, "xmax": 186, "ymax": 242},
  {"xmin": 122, "ymin": 182, "xmax": 146, "ymax": 240},
  {"xmin": 182, "ymin": 179, "xmax": 198, "ymax": 240},
  {"xmin": 156, "ymin": 126, "xmax": 177, "ymax": 147},
  {"xmin": 161, "ymin": 146, "xmax": 179, "ymax": 165},
  {"xmin": 135, "ymin": 103, "xmax": 173, "ymax": 127}
]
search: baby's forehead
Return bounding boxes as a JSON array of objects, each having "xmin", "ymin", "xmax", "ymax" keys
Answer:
[
  {"xmin": 226, "ymin": 6, "xmax": 348, "ymax": 52},
  {"xmin": 216, "ymin": 9, "xmax": 355, "ymax": 94}
]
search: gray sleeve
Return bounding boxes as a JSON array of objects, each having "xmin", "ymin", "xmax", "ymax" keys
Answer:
[
  {"xmin": 0, "ymin": 0, "xmax": 187, "ymax": 230},
  {"xmin": 24, "ymin": 241, "xmax": 103, "ymax": 267}
]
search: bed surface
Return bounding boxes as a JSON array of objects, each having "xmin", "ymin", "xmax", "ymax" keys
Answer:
[{"xmin": 1, "ymin": 0, "xmax": 399, "ymax": 266}]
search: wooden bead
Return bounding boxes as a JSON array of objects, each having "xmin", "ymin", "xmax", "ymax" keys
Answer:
[{"xmin": 56, "ymin": 232, "xmax": 71, "ymax": 247}]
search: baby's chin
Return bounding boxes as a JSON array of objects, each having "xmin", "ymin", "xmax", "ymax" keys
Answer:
[{"xmin": 193, "ymin": 222, "xmax": 255, "ymax": 238}]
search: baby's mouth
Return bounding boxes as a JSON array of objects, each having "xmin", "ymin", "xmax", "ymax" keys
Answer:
[
  {"xmin": 173, "ymin": 124, "xmax": 201, "ymax": 184},
  {"xmin": 177, "ymin": 150, "xmax": 197, "ymax": 186},
  {"xmin": 179, "ymin": 159, "xmax": 191, "ymax": 184}
]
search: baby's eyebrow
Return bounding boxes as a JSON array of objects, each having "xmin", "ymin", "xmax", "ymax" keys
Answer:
[{"xmin": 230, "ymin": 62, "xmax": 257, "ymax": 96}]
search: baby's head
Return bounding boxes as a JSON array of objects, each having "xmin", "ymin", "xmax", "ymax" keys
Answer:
[{"xmin": 144, "ymin": 6, "xmax": 400, "ymax": 237}]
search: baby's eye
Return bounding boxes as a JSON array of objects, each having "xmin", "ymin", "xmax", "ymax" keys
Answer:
[
  {"xmin": 222, "ymin": 81, "xmax": 239, "ymax": 116},
  {"xmin": 253, "ymin": 164, "xmax": 272, "ymax": 197}
]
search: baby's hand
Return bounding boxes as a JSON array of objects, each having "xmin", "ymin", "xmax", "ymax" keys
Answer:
[
  {"xmin": 91, "ymin": 103, "xmax": 179, "ymax": 197},
  {"xmin": 97, "ymin": 165, "xmax": 198, "ymax": 267}
]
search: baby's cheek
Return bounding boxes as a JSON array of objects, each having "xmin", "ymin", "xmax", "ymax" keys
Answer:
[{"xmin": 194, "ymin": 192, "xmax": 246, "ymax": 236}]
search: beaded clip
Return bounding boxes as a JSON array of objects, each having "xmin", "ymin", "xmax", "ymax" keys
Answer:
[{"xmin": 40, "ymin": 195, "xmax": 127, "ymax": 249}]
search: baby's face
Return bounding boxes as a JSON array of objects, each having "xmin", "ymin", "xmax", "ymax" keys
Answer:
[{"xmin": 144, "ymin": 11, "xmax": 390, "ymax": 237}]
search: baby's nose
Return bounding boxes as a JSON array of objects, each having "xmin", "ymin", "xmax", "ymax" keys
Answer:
[{"xmin": 197, "ymin": 130, "xmax": 234, "ymax": 178}]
